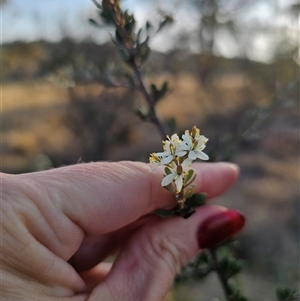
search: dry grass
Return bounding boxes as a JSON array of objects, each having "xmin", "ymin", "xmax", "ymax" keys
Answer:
[{"xmin": 2, "ymin": 81, "xmax": 69, "ymax": 111}]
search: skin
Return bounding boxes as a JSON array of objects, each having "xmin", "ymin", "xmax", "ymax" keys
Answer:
[{"xmin": 1, "ymin": 161, "xmax": 239, "ymax": 301}]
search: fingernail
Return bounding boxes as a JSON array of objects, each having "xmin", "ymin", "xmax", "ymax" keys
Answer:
[{"xmin": 197, "ymin": 210, "xmax": 245, "ymax": 249}]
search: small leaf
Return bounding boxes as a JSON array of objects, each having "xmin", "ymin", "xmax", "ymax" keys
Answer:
[
  {"xmin": 150, "ymin": 81, "xmax": 169, "ymax": 103},
  {"xmin": 157, "ymin": 16, "xmax": 173, "ymax": 33},
  {"xmin": 163, "ymin": 183, "xmax": 176, "ymax": 193},
  {"xmin": 184, "ymin": 169, "xmax": 194, "ymax": 185},
  {"xmin": 124, "ymin": 73, "xmax": 136, "ymax": 89},
  {"xmin": 137, "ymin": 28, "xmax": 142, "ymax": 43},
  {"xmin": 119, "ymin": 48, "xmax": 131, "ymax": 62},
  {"xmin": 91, "ymin": 0, "xmax": 102, "ymax": 9},
  {"xmin": 124, "ymin": 15, "xmax": 136, "ymax": 34},
  {"xmin": 181, "ymin": 209, "xmax": 196, "ymax": 219},
  {"xmin": 150, "ymin": 84, "xmax": 158, "ymax": 98},
  {"xmin": 146, "ymin": 21, "xmax": 152, "ymax": 31},
  {"xmin": 100, "ymin": 10, "xmax": 115, "ymax": 24},
  {"xmin": 189, "ymin": 193, "xmax": 207, "ymax": 207},
  {"xmin": 135, "ymin": 106, "xmax": 148, "ymax": 121},
  {"xmin": 155, "ymin": 208, "xmax": 175, "ymax": 218},
  {"xmin": 164, "ymin": 167, "xmax": 172, "ymax": 175},
  {"xmin": 140, "ymin": 45, "xmax": 150, "ymax": 63},
  {"xmin": 115, "ymin": 30, "xmax": 123, "ymax": 46},
  {"xmin": 88, "ymin": 19, "xmax": 102, "ymax": 28},
  {"xmin": 276, "ymin": 287, "xmax": 299, "ymax": 301},
  {"xmin": 160, "ymin": 81, "xmax": 168, "ymax": 95},
  {"xmin": 186, "ymin": 174, "xmax": 197, "ymax": 186},
  {"xmin": 185, "ymin": 184, "xmax": 195, "ymax": 199},
  {"xmin": 167, "ymin": 117, "xmax": 177, "ymax": 133}
]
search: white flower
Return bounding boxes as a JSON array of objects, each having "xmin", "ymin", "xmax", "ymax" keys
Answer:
[
  {"xmin": 149, "ymin": 153, "xmax": 163, "ymax": 171},
  {"xmin": 155, "ymin": 134, "xmax": 188, "ymax": 164},
  {"xmin": 161, "ymin": 159, "xmax": 192, "ymax": 193},
  {"xmin": 149, "ymin": 126, "xmax": 209, "ymax": 196},
  {"xmin": 182, "ymin": 132, "xmax": 209, "ymax": 161}
]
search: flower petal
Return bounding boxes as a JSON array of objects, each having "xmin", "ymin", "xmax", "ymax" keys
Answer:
[
  {"xmin": 195, "ymin": 150, "xmax": 209, "ymax": 160},
  {"xmin": 175, "ymin": 175, "xmax": 183, "ymax": 192},
  {"xmin": 176, "ymin": 151, "xmax": 187, "ymax": 157},
  {"xmin": 149, "ymin": 163, "xmax": 160, "ymax": 172},
  {"xmin": 155, "ymin": 151, "xmax": 168, "ymax": 157},
  {"xmin": 182, "ymin": 134, "xmax": 193, "ymax": 147},
  {"xmin": 188, "ymin": 150, "xmax": 197, "ymax": 160},
  {"xmin": 161, "ymin": 155, "xmax": 173, "ymax": 164},
  {"xmin": 182, "ymin": 158, "xmax": 193, "ymax": 170},
  {"xmin": 161, "ymin": 173, "xmax": 176, "ymax": 187}
]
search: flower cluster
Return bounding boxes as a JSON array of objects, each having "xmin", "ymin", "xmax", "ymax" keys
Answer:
[{"xmin": 149, "ymin": 126, "xmax": 209, "ymax": 206}]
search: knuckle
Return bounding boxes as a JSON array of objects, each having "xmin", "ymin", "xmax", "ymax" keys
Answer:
[{"xmin": 139, "ymin": 226, "xmax": 189, "ymax": 275}]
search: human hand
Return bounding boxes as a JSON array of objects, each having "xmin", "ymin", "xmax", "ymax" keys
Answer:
[{"xmin": 1, "ymin": 161, "xmax": 244, "ymax": 301}]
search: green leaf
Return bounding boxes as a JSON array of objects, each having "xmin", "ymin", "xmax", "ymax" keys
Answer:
[
  {"xmin": 88, "ymin": 19, "xmax": 102, "ymax": 28},
  {"xmin": 188, "ymin": 193, "xmax": 207, "ymax": 207},
  {"xmin": 115, "ymin": 30, "xmax": 123, "ymax": 46},
  {"xmin": 146, "ymin": 21, "xmax": 152, "ymax": 31},
  {"xmin": 135, "ymin": 106, "xmax": 148, "ymax": 121},
  {"xmin": 124, "ymin": 73, "xmax": 136, "ymax": 89},
  {"xmin": 157, "ymin": 16, "xmax": 173, "ymax": 33},
  {"xmin": 137, "ymin": 28, "xmax": 142, "ymax": 44},
  {"xmin": 91, "ymin": 0, "xmax": 102, "ymax": 9},
  {"xmin": 151, "ymin": 83, "xmax": 158, "ymax": 96},
  {"xmin": 276, "ymin": 287, "xmax": 299, "ymax": 301},
  {"xmin": 139, "ymin": 45, "xmax": 150, "ymax": 64},
  {"xmin": 118, "ymin": 48, "xmax": 130, "ymax": 62},
  {"xmin": 124, "ymin": 14, "xmax": 136, "ymax": 34},
  {"xmin": 185, "ymin": 184, "xmax": 195, "ymax": 199},
  {"xmin": 163, "ymin": 184, "xmax": 175, "ymax": 193},
  {"xmin": 164, "ymin": 167, "xmax": 172, "ymax": 175},
  {"xmin": 181, "ymin": 209, "xmax": 196, "ymax": 219},
  {"xmin": 184, "ymin": 169, "xmax": 194, "ymax": 185},
  {"xmin": 160, "ymin": 81, "xmax": 168, "ymax": 96},
  {"xmin": 100, "ymin": 10, "xmax": 115, "ymax": 24},
  {"xmin": 150, "ymin": 81, "xmax": 169, "ymax": 103},
  {"xmin": 184, "ymin": 171, "xmax": 196, "ymax": 187},
  {"xmin": 167, "ymin": 117, "xmax": 177, "ymax": 133},
  {"xmin": 155, "ymin": 208, "xmax": 175, "ymax": 218}
]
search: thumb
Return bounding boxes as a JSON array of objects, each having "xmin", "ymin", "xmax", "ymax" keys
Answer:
[{"xmin": 88, "ymin": 206, "xmax": 245, "ymax": 301}]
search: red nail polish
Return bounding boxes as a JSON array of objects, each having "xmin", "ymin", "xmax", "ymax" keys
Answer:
[{"xmin": 197, "ymin": 210, "xmax": 245, "ymax": 249}]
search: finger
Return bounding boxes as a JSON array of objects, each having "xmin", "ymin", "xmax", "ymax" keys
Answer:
[
  {"xmin": 89, "ymin": 206, "xmax": 245, "ymax": 301},
  {"xmin": 65, "ymin": 161, "xmax": 238, "ymax": 269},
  {"xmin": 71, "ymin": 162, "xmax": 239, "ymax": 272},
  {"xmin": 79, "ymin": 262, "xmax": 112, "ymax": 292},
  {"xmin": 70, "ymin": 215, "xmax": 153, "ymax": 272},
  {"xmin": 17, "ymin": 161, "xmax": 238, "ymax": 236}
]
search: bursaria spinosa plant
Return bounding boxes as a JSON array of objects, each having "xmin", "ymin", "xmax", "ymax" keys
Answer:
[
  {"xmin": 149, "ymin": 126, "xmax": 209, "ymax": 219},
  {"xmin": 90, "ymin": 1, "xmax": 299, "ymax": 299}
]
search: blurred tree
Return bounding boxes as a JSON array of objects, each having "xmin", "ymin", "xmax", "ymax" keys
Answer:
[
  {"xmin": 274, "ymin": 2, "xmax": 300, "ymax": 62},
  {"xmin": 190, "ymin": 0, "xmax": 259, "ymax": 84},
  {"xmin": 2, "ymin": 42, "xmax": 47, "ymax": 81},
  {"xmin": 0, "ymin": 0, "xmax": 8, "ymax": 6}
]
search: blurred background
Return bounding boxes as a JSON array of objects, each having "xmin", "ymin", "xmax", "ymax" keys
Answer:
[{"xmin": 1, "ymin": 0, "xmax": 299, "ymax": 299}]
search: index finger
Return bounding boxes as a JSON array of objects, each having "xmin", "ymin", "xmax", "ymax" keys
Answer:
[{"xmin": 17, "ymin": 161, "xmax": 239, "ymax": 235}]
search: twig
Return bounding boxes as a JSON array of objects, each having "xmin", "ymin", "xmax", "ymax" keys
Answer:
[
  {"xmin": 131, "ymin": 61, "xmax": 167, "ymax": 139},
  {"xmin": 91, "ymin": 0, "xmax": 102, "ymax": 9},
  {"xmin": 209, "ymin": 248, "xmax": 234, "ymax": 299}
]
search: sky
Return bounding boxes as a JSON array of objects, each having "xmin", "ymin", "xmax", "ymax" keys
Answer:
[{"xmin": 1, "ymin": 0, "xmax": 299, "ymax": 62}]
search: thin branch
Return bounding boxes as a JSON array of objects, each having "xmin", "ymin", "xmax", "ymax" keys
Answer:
[
  {"xmin": 209, "ymin": 248, "xmax": 234, "ymax": 299},
  {"xmin": 91, "ymin": 0, "xmax": 102, "ymax": 9},
  {"xmin": 131, "ymin": 61, "xmax": 167, "ymax": 139}
]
